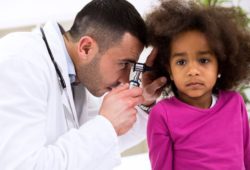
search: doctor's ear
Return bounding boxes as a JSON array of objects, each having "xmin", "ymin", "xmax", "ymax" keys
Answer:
[{"xmin": 77, "ymin": 36, "xmax": 98, "ymax": 60}]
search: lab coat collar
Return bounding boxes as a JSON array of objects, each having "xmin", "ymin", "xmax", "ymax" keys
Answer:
[{"xmin": 41, "ymin": 21, "xmax": 79, "ymax": 128}]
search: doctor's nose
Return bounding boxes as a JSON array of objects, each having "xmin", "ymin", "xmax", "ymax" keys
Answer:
[{"xmin": 118, "ymin": 70, "xmax": 130, "ymax": 84}]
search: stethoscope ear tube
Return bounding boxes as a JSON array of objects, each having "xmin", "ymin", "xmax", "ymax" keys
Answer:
[{"xmin": 40, "ymin": 27, "xmax": 66, "ymax": 89}]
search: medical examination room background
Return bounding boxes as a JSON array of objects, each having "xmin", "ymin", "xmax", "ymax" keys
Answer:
[{"xmin": 0, "ymin": 0, "xmax": 250, "ymax": 169}]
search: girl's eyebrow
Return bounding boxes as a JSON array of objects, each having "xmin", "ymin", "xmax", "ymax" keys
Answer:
[
  {"xmin": 197, "ymin": 50, "xmax": 213, "ymax": 55},
  {"xmin": 171, "ymin": 50, "xmax": 213, "ymax": 58},
  {"xmin": 171, "ymin": 52, "xmax": 187, "ymax": 58}
]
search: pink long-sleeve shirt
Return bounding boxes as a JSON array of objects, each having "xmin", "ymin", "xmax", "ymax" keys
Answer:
[{"xmin": 147, "ymin": 90, "xmax": 250, "ymax": 170}]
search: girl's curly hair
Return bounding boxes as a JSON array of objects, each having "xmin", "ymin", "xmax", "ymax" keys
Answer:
[{"xmin": 146, "ymin": 0, "xmax": 250, "ymax": 95}]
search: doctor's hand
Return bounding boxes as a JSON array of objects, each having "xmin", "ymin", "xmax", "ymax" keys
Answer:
[
  {"xmin": 99, "ymin": 83, "xmax": 143, "ymax": 136},
  {"xmin": 141, "ymin": 48, "xmax": 167, "ymax": 106}
]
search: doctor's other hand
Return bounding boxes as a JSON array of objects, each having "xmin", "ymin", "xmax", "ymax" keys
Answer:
[
  {"xmin": 142, "ymin": 48, "xmax": 167, "ymax": 106},
  {"xmin": 99, "ymin": 83, "xmax": 144, "ymax": 136}
]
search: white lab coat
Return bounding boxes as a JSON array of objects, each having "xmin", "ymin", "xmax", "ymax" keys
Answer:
[{"xmin": 0, "ymin": 22, "xmax": 148, "ymax": 170}]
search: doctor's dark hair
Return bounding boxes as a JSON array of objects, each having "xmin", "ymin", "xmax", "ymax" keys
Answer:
[
  {"xmin": 68, "ymin": 0, "xmax": 147, "ymax": 52},
  {"xmin": 146, "ymin": 0, "xmax": 250, "ymax": 95}
]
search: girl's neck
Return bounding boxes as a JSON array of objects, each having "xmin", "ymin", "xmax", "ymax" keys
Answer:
[{"xmin": 177, "ymin": 92, "xmax": 213, "ymax": 109}]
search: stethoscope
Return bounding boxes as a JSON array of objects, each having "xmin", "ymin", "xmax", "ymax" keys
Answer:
[
  {"xmin": 40, "ymin": 27, "xmax": 66, "ymax": 89},
  {"xmin": 40, "ymin": 27, "xmax": 79, "ymax": 129}
]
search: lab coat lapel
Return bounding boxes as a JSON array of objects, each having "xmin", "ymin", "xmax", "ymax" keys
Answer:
[
  {"xmin": 42, "ymin": 22, "xmax": 79, "ymax": 128},
  {"xmin": 61, "ymin": 84, "xmax": 79, "ymax": 128}
]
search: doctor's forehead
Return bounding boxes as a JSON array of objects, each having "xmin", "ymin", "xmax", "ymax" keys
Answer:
[{"xmin": 114, "ymin": 33, "xmax": 144, "ymax": 59}]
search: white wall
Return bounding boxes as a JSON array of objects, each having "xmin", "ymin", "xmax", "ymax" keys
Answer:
[
  {"xmin": 0, "ymin": 0, "xmax": 249, "ymax": 30},
  {"xmin": 0, "ymin": 0, "xmax": 157, "ymax": 31},
  {"xmin": 0, "ymin": 0, "xmax": 249, "ymax": 34}
]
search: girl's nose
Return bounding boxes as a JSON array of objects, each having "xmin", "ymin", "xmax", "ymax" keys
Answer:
[{"xmin": 187, "ymin": 62, "xmax": 200, "ymax": 76}]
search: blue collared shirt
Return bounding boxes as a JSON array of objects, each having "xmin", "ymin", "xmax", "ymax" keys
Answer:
[{"xmin": 54, "ymin": 23, "xmax": 76, "ymax": 83}]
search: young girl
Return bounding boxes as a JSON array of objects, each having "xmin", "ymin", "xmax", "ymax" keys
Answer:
[{"xmin": 145, "ymin": 0, "xmax": 250, "ymax": 169}]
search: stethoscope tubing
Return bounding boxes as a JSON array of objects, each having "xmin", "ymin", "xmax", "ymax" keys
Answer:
[
  {"xmin": 40, "ymin": 27, "xmax": 66, "ymax": 89},
  {"xmin": 40, "ymin": 27, "xmax": 79, "ymax": 129}
]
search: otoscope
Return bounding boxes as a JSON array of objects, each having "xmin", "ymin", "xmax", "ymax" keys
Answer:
[
  {"xmin": 129, "ymin": 47, "xmax": 153, "ymax": 88},
  {"xmin": 129, "ymin": 62, "xmax": 151, "ymax": 88}
]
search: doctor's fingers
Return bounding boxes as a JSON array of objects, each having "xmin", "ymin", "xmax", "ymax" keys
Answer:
[
  {"xmin": 110, "ymin": 83, "xmax": 129, "ymax": 94},
  {"xmin": 121, "ymin": 108, "xmax": 137, "ymax": 124},
  {"xmin": 127, "ymin": 109, "xmax": 137, "ymax": 123},
  {"xmin": 104, "ymin": 83, "xmax": 129, "ymax": 100},
  {"xmin": 117, "ymin": 86, "xmax": 143, "ymax": 98},
  {"xmin": 115, "ymin": 108, "xmax": 138, "ymax": 135},
  {"xmin": 116, "ymin": 114, "xmax": 137, "ymax": 135},
  {"xmin": 121, "ymin": 95, "xmax": 144, "ymax": 108},
  {"xmin": 105, "ymin": 87, "xmax": 143, "ymax": 107}
]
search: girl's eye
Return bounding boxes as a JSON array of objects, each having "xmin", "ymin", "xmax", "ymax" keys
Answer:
[
  {"xmin": 199, "ymin": 58, "xmax": 209, "ymax": 64},
  {"xmin": 176, "ymin": 60, "xmax": 186, "ymax": 65}
]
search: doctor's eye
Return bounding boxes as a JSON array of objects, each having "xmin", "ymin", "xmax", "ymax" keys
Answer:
[{"xmin": 120, "ymin": 62, "xmax": 132, "ymax": 70}]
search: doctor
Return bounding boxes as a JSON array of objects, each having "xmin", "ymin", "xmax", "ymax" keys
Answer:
[{"xmin": 0, "ymin": 0, "xmax": 166, "ymax": 169}]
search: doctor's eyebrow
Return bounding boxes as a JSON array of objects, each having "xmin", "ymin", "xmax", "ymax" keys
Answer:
[{"xmin": 120, "ymin": 59, "xmax": 136, "ymax": 64}]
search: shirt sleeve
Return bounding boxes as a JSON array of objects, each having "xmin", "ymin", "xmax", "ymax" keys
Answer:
[
  {"xmin": 242, "ymin": 101, "xmax": 250, "ymax": 170},
  {"xmin": 118, "ymin": 106, "xmax": 148, "ymax": 152},
  {"xmin": 147, "ymin": 103, "xmax": 173, "ymax": 170}
]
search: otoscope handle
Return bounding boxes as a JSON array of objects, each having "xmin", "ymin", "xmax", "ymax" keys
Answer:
[{"xmin": 129, "ymin": 80, "xmax": 140, "ymax": 88}]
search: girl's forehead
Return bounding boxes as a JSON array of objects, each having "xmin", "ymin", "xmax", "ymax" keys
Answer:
[{"xmin": 170, "ymin": 31, "xmax": 211, "ymax": 51}]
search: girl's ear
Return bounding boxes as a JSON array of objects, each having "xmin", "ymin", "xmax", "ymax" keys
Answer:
[
  {"xmin": 166, "ymin": 65, "xmax": 173, "ymax": 80},
  {"xmin": 169, "ymin": 72, "xmax": 173, "ymax": 80}
]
